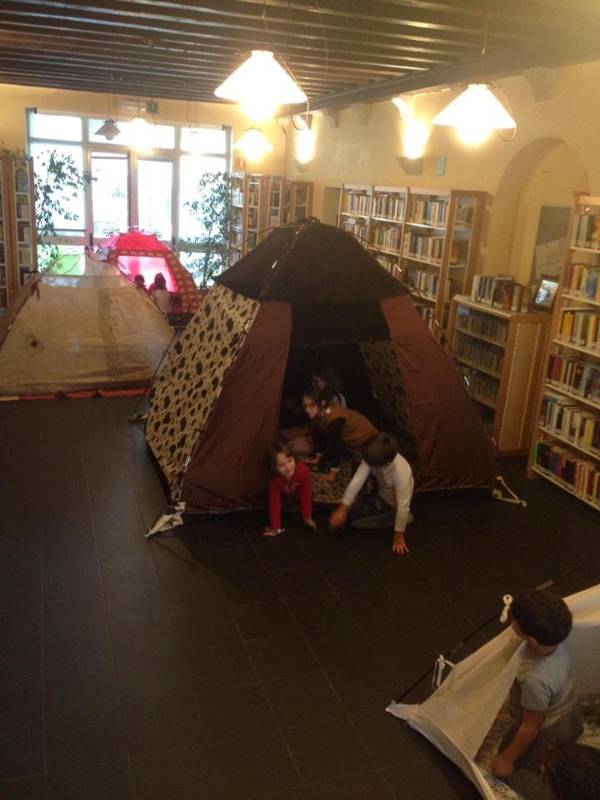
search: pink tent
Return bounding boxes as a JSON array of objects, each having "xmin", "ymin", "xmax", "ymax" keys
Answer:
[{"xmin": 97, "ymin": 231, "xmax": 203, "ymax": 313}]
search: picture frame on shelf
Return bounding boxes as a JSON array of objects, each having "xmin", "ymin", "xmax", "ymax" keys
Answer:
[{"xmin": 533, "ymin": 275, "xmax": 559, "ymax": 311}]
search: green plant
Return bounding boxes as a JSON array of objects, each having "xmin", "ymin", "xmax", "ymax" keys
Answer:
[
  {"xmin": 33, "ymin": 149, "xmax": 90, "ymax": 268},
  {"xmin": 183, "ymin": 171, "xmax": 231, "ymax": 286}
]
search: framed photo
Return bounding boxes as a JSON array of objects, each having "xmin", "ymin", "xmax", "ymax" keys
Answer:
[{"xmin": 533, "ymin": 275, "xmax": 559, "ymax": 311}]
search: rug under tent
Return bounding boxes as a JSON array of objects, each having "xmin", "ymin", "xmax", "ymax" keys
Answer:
[{"xmin": 475, "ymin": 694, "xmax": 600, "ymax": 799}]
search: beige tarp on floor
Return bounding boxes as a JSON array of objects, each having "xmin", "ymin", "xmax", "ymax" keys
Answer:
[
  {"xmin": 0, "ymin": 262, "xmax": 173, "ymax": 395},
  {"xmin": 387, "ymin": 584, "xmax": 600, "ymax": 799}
]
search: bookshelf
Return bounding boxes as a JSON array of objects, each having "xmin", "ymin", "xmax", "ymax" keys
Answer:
[
  {"xmin": 265, "ymin": 175, "xmax": 286, "ymax": 233},
  {"xmin": 287, "ymin": 180, "xmax": 313, "ymax": 223},
  {"xmin": 0, "ymin": 156, "xmax": 38, "ymax": 311},
  {"xmin": 448, "ymin": 295, "xmax": 549, "ymax": 455},
  {"xmin": 228, "ymin": 172, "xmax": 268, "ymax": 266},
  {"xmin": 528, "ymin": 193, "xmax": 600, "ymax": 510},
  {"xmin": 402, "ymin": 189, "xmax": 485, "ymax": 335},
  {"xmin": 336, "ymin": 184, "xmax": 485, "ymax": 334}
]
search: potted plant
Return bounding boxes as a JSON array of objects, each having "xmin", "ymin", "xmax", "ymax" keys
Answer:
[{"xmin": 183, "ymin": 171, "xmax": 231, "ymax": 289}]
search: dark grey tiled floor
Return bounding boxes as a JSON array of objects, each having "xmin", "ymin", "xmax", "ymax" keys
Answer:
[{"xmin": 1, "ymin": 397, "xmax": 599, "ymax": 799}]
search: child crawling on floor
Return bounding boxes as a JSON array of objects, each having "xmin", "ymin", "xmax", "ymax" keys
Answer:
[
  {"xmin": 493, "ymin": 589, "xmax": 583, "ymax": 789},
  {"xmin": 263, "ymin": 444, "xmax": 316, "ymax": 537},
  {"xmin": 329, "ymin": 432, "xmax": 414, "ymax": 554}
]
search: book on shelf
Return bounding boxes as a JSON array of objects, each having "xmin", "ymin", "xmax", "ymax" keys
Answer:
[
  {"xmin": 471, "ymin": 275, "xmax": 533, "ymax": 312},
  {"xmin": 373, "ymin": 194, "xmax": 405, "ymax": 220},
  {"xmin": 456, "ymin": 334, "xmax": 504, "ymax": 373},
  {"xmin": 455, "ymin": 304, "xmax": 509, "ymax": 343},
  {"xmin": 558, "ymin": 309, "xmax": 600, "ymax": 349},
  {"xmin": 573, "ymin": 213, "xmax": 600, "ymax": 249},
  {"xmin": 541, "ymin": 392, "xmax": 600, "ymax": 451},
  {"xmin": 454, "ymin": 204, "xmax": 475, "ymax": 227},
  {"xmin": 566, "ymin": 264, "xmax": 600, "ymax": 301},
  {"xmin": 410, "ymin": 198, "xmax": 447, "ymax": 226},
  {"xmin": 343, "ymin": 192, "xmax": 371, "ymax": 216},
  {"xmin": 534, "ymin": 441, "xmax": 600, "ymax": 505},
  {"xmin": 547, "ymin": 353, "xmax": 600, "ymax": 401}
]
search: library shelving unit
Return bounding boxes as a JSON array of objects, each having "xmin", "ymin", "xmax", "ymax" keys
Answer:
[
  {"xmin": 287, "ymin": 180, "xmax": 313, "ymax": 223},
  {"xmin": 228, "ymin": 172, "xmax": 268, "ymax": 266},
  {"xmin": 401, "ymin": 189, "xmax": 485, "ymax": 335},
  {"xmin": 369, "ymin": 185, "xmax": 408, "ymax": 280},
  {"xmin": 449, "ymin": 295, "xmax": 549, "ymax": 455},
  {"xmin": 527, "ymin": 193, "xmax": 600, "ymax": 510},
  {"xmin": 0, "ymin": 155, "xmax": 38, "ymax": 311},
  {"xmin": 265, "ymin": 175, "xmax": 286, "ymax": 234}
]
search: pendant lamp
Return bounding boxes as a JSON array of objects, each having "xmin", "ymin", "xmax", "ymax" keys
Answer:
[
  {"xmin": 233, "ymin": 128, "xmax": 273, "ymax": 161},
  {"xmin": 215, "ymin": 50, "xmax": 307, "ymax": 121},
  {"xmin": 95, "ymin": 118, "xmax": 121, "ymax": 141},
  {"xmin": 433, "ymin": 83, "xmax": 516, "ymax": 145}
]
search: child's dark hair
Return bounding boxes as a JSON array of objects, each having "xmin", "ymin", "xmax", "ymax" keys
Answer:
[
  {"xmin": 511, "ymin": 589, "xmax": 572, "ymax": 646},
  {"xmin": 543, "ymin": 742, "xmax": 600, "ymax": 799},
  {"xmin": 311, "ymin": 363, "xmax": 343, "ymax": 396},
  {"xmin": 269, "ymin": 442, "xmax": 294, "ymax": 472},
  {"xmin": 363, "ymin": 433, "xmax": 398, "ymax": 466},
  {"xmin": 302, "ymin": 384, "xmax": 332, "ymax": 406}
]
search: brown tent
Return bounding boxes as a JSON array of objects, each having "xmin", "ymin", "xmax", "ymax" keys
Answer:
[{"xmin": 145, "ymin": 221, "xmax": 496, "ymax": 514}]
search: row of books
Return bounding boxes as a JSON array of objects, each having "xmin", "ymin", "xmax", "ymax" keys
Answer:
[
  {"xmin": 373, "ymin": 194, "xmax": 405, "ymax": 221},
  {"xmin": 404, "ymin": 233, "xmax": 444, "ymax": 262},
  {"xmin": 371, "ymin": 225, "xmax": 401, "ymax": 252},
  {"xmin": 572, "ymin": 213, "xmax": 600, "ymax": 250},
  {"xmin": 247, "ymin": 188, "xmax": 261, "ymax": 206},
  {"xmin": 456, "ymin": 335, "xmax": 504, "ymax": 375},
  {"xmin": 342, "ymin": 192, "xmax": 371, "ymax": 216},
  {"xmin": 414, "ymin": 304, "xmax": 436, "ymax": 331},
  {"xmin": 558, "ymin": 309, "xmax": 600, "ymax": 349},
  {"xmin": 409, "ymin": 199, "xmax": 448, "ymax": 227},
  {"xmin": 547, "ymin": 354, "xmax": 600, "ymax": 403},
  {"xmin": 14, "ymin": 167, "xmax": 29, "ymax": 194},
  {"xmin": 471, "ymin": 275, "xmax": 533, "ymax": 312},
  {"xmin": 565, "ymin": 264, "xmax": 600, "ymax": 302},
  {"xmin": 16, "ymin": 202, "xmax": 30, "ymax": 221},
  {"xmin": 341, "ymin": 220, "xmax": 368, "ymax": 241},
  {"xmin": 541, "ymin": 392, "xmax": 600, "ymax": 452},
  {"xmin": 231, "ymin": 190, "xmax": 244, "ymax": 207},
  {"xmin": 455, "ymin": 305, "xmax": 509, "ymax": 344},
  {"xmin": 465, "ymin": 370, "xmax": 499, "ymax": 404},
  {"xmin": 534, "ymin": 441, "xmax": 600, "ymax": 506},
  {"xmin": 406, "ymin": 267, "xmax": 446, "ymax": 300}
]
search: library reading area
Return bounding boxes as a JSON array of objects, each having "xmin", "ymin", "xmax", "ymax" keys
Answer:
[{"xmin": 3, "ymin": 3, "xmax": 600, "ymax": 800}]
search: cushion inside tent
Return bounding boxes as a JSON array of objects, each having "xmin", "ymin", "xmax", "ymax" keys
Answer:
[{"xmin": 387, "ymin": 584, "xmax": 600, "ymax": 799}]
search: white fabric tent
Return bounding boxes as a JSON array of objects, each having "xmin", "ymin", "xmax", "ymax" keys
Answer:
[
  {"xmin": 387, "ymin": 584, "xmax": 600, "ymax": 799},
  {"xmin": 0, "ymin": 257, "xmax": 173, "ymax": 396}
]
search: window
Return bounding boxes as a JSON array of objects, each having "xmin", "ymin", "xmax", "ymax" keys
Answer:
[{"xmin": 27, "ymin": 110, "xmax": 230, "ymax": 248}]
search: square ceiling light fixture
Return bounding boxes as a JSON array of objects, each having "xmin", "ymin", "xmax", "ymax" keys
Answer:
[{"xmin": 433, "ymin": 84, "xmax": 516, "ymax": 145}]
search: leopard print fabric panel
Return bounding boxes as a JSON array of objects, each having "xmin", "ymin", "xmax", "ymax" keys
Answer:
[
  {"xmin": 146, "ymin": 283, "xmax": 259, "ymax": 497},
  {"xmin": 359, "ymin": 339, "xmax": 419, "ymax": 466}
]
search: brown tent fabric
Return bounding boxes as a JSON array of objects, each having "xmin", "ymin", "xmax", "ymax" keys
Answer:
[
  {"xmin": 380, "ymin": 295, "xmax": 496, "ymax": 491},
  {"xmin": 146, "ymin": 221, "xmax": 497, "ymax": 516},
  {"xmin": 183, "ymin": 301, "xmax": 292, "ymax": 512}
]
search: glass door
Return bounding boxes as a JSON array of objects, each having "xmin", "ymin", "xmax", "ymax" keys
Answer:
[
  {"xmin": 90, "ymin": 151, "xmax": 129, "ymax": 240},
  {"xmin": 137, "ymin": 158, "xmax": 173, "ymax": 241}
]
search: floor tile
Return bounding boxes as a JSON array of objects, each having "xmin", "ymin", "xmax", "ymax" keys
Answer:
[
  {"xmin": 232, "ymin": 600, "xmax": 298, "ymax": 640},
  {"xmin": 197, "ymin": 682, "xmax": 277, "ymax": 741},
  {"xmin": 287, "ymin": 594, "xmax": 354, "ymax": 632},
  {"xmin": 304, "ymin": 625, "xmax": 378, "ymax": 669},
  {"xmin": 284, "ymin": 716, "xmax": 374, "ymax": 783},
  {"xmin": 269, "ymin": 566, "xmax": 334, "ymax": 599},
  {"xmin": 130, "ymin": 744, "xmax": 219, "ymax": 800},
  {"xmin": 44, "ymin": 708, "xmax": 127, "ymax": 773},
  {"xmin": 0, "ymin": 719, "xmax": 44, "ymax": 781},
  {"xmin": 122, "ymin": 695, "xmax": 204, "ymax": 758},
  {"xmin": 45, "ymin": 760, "xmax": 135, "ymax": 800},
  {"xmin": 246, "ymin": 633, "xmax": 320, "ymax": 680},
  {"xmin": 263, "ymin": 672, "xmax": 344, "ymax": 729}
]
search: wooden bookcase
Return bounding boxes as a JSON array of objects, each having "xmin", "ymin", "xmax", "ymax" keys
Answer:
[
  {"xmin": 287, "ymin": 180, "xmax": 313, "ymax": 223},
  {"xmin": 527, "ymin": 193, "xmax": 600, "ymax": 510},
  {"xmin": 0, "ymin": 155, "xmax": 38, "ymax": 311},
  {"xmin": 265, "ymin": 175, "xmax": 286, "ymax": 233},
  {"xmin": 336, "ymin": 184, "xmax": 485, "ymax": 334},
  {"xmin": 449, "ymin": 295, "xmax": 549, "ymax": 456},
  {"xmin": 228, "ymin": 172, "xmax": 268, "ymax": 265}
]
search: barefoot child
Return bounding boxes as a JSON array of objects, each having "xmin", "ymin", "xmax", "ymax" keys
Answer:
[
  {"xmin": 329, "ymin": 433, "xmax": 414, "ymax": 554},
  {"xmin": 264, "ymin": 445, "xmax": 316, "ymax": 537}
]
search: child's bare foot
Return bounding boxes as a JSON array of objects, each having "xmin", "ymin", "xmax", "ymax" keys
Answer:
[
  {"xmin": 263, "ymin": 527, "xmax": 284, "ymax": 537},
  {"xmin": 304, "ymin": 518, "xmax": 317, "ymax": 530}
]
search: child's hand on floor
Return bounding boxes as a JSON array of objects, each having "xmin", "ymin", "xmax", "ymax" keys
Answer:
[
  {"xmin": 304, "ymin": 518, "xmax": 317, "ymax": 530},
  {"xmin": 329, "ymin": 504, "xmax": 348, "ymax": 530},
  {"xmin": 392, "ymin": 530, "xmax": 409, "ymax": 555},
  {"xmin": 492, "ymin": 753, "xmax": 514, "ymax": 778},
  {"xmin": 263, "ymin": 527, "xmax": 284, "ymax": 537}
]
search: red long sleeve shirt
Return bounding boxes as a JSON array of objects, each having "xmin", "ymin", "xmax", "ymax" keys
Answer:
[{"xmin": 268, "ymin": 461, "xmax": 313, "ymax": 530}]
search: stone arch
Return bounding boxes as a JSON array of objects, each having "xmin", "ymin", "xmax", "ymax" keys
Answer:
[{"xmin": 485, "ymin": 137, "xmax": 589, "ymax": 282}]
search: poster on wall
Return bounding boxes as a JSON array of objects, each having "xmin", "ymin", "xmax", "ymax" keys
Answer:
[{"xmin": 531, "ymin": 205, "xmax": 570, "ymax": 283}]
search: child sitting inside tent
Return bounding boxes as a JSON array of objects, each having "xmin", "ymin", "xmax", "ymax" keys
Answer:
[
  {"xmin": 493, "ymin": 590, "xmax": 583, "ymax": 786},
  {"xmin": 150, "ymin": 272, "xmax": 173, "ymax": 315},
  {"xmin": 509, "ymin": 742, "xmax": 600, "ymax": 800},
  {"xmin": 134, "ymin": 274, "xmax": 148, "ymax": 293},
  {"xmin": 310, "ymin": 363, "xmax": 347, "ymax": 408},
  {"xmin": 329, "ymin": 432, "xmax": 414, "ymax": 555},
  {"xmin": 302, "ymin": 385, "xmax": 378, "ymax": 473},
  {"xmin": 264, "ymin": 443, "xmax": 316, "ymax": 537}
]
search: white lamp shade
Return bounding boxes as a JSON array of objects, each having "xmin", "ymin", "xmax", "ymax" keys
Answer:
[
  {"xmin": 233, "ymin": 128, "xmax": 273, "ymax": 161},
  {"xmin": 95, "ymin": 118, "xmax": 121, "ymax": 141},
  {"xmin": 433, "ymin": 84, "xmax": 516, "ymax": 130},
  {"xmin": 215, "ymin": 50, "xmax": 307, "ymax": 120}
]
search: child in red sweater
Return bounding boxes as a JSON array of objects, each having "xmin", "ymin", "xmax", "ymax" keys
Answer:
[{"xmin": 264, "ymin": 445, "xmax": 316, "ymax": 537}]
